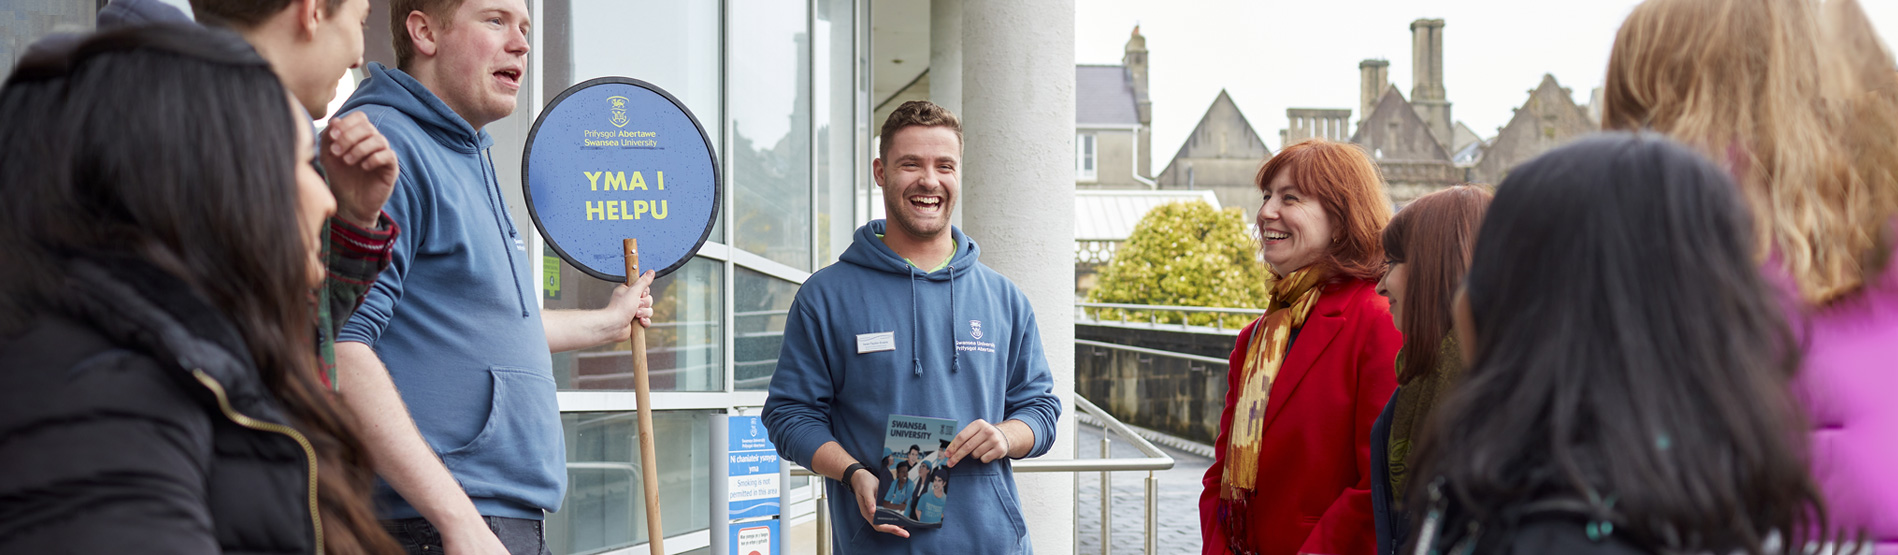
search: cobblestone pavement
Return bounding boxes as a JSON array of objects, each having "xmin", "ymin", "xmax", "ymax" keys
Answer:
[{"xmin": 1075, "ymin": 423, "xmax": 1213, "ymax": 555}]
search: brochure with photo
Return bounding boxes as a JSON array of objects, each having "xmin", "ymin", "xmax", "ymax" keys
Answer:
[{"xmin": 871, "ymin": 414, "xmax": 957, "ymax": 529}]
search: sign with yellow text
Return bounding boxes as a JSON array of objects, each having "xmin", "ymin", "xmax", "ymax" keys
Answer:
[{"xmin": 523, "ymin": 77, "xmax": 720, "ymax": 281}]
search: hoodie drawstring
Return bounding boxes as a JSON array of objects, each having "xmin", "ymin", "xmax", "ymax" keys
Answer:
[
  {"xmin": 909, "ymin": 265, "xmax": 923, "ymax": 376},
  {"xmin": 948, "ymin": 263, "xmax": 959, "ymax": 374}
]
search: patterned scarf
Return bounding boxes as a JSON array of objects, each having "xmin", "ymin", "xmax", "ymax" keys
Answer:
[
  {"xmin": 1220, "ymin": 266, "xmax": 1330, "ymax": 498},
  {"xmin": 1385, "ymin": 338, "xmax": 1462, "ymax": 508}
]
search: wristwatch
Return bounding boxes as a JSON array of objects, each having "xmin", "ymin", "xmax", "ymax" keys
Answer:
[{"xmin": 840, "ymin": 462, "xmax": 868, "ymax": 493}]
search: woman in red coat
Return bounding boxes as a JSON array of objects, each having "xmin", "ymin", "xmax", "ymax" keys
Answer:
[{"xmin": 1201, "ymin": 138, "xmax": 1401, "ymax": 555}]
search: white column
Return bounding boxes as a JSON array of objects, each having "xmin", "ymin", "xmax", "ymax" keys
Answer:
[
  {"xmin": 961, "ymin": 0, "xmax": 1077, "ymax": 552},
  {"xmin": 931, "ymin": 0, "xmax": 964, "ymax": 229}
]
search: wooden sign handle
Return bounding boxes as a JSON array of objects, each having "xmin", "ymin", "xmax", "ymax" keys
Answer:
[{"xmin": 624, "ymin": 239, "xmax": 665, "ymax": 554}]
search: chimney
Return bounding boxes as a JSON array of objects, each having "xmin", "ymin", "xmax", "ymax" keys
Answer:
[
  {"xmin": 1408, "ymin": 18, "xmax": 1453, "ymax": 150},
  {"xmin": 1358, "ymin": 59, "xmax": 1388, "ymax": 126},
  {"xmin": 1124, "ymin": 25, "xmax": 1151, "ymax": 126},
  {"xmin": 1125, "ymin": 25, "xmax": 1153, "ymax": 177}
]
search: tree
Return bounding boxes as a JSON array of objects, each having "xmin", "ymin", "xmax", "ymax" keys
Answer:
[{"xmin": 1086, "ymin": 201, "xmax": 1272, "ymax": 328}]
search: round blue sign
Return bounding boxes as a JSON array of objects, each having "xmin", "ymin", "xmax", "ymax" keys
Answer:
[{"xmin": 523, "ymin": 77, "xmax": 721, "ymax": 281}]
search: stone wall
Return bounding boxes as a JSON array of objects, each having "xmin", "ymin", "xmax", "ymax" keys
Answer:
[{"xmin": 1075, "ymin": 324, "xmax": 1237, "ymax": 444}]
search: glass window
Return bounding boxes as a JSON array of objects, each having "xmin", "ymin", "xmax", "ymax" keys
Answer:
[
  {"xmin": 816, "ymin": 0, "xmax": 858, "ymax": 266},
  {"xmin": 549, "ymin": 410, "xmax": 712, "ymax": 555},
  {"xmin": 1078, "ymin": 133, "xmax": 1098, "ymax": 181},
  {"xmin": 733, "ymin": 267, "xmax": 801, "ymax": 391},
  {"xmin": 559, "ymin": 0, "xmax": 724, "ymax": 240},
  {"xmin": 548, "ymin": 256, "xmax": 725, "ymax": 392},
  {"xmin": 730, "ymin": 0, "xmax": 813, "ymax": 271}
]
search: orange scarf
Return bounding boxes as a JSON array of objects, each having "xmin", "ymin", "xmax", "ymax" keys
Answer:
[{"xmin": 1220, "ymin": 267, "xmax": 1329, "ymax": 498}]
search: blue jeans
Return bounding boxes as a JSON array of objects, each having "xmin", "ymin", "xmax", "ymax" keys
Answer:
[{"xmin": 382, "ymin": 516, "xmax": 550, "ymax": 555}]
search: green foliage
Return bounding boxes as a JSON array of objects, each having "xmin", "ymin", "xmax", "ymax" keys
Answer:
[{"xmin": 1085, "ymin": 201, "xmax": 1272, "ymax": 328}]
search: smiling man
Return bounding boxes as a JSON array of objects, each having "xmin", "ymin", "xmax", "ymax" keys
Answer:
[
  {"xmin": 762, "ymin": 100, "xmax": 1062, "ymax": 554},
  {"xmin": 330, "ymin": 1, "xmax": 655, "ymax": 554}
]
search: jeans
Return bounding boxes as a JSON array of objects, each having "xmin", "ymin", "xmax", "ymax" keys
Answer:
[{"xmin": 382, "ymin": 516, "xmax": 551, "ymax": 555}]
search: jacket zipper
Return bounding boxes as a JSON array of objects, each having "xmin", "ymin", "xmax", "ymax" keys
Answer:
[{"xmin": 191, "ymin": 370, "xmax": 324, "ymax": 554}]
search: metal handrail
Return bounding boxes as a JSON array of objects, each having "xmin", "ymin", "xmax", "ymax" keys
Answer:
[
  {"xmin": 1074, "ymin": 339, "xmax": 1228, "ymax": 365},
  {"xmin": 1074, "ymin": 302, "xmax": 1265, "ymax": 315},
  {"xmin": 787, "ymin": 394, "xmax": 1173, "ymax": 554}
]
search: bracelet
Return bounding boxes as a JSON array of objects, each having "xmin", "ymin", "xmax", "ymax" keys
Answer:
[{"xmin": 840, "ymin": 463, "xmax": 868, "ymax": 493}]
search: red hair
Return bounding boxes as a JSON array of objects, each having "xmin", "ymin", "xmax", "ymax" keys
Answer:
[{"xmin": 1255, "ymin": 139, "xmax": 1392, "ymax": 281}]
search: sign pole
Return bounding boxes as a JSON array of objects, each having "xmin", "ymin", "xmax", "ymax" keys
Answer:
[{"xmin": 624, "ymin": 238, "xmax": 665, "ymax": 554}]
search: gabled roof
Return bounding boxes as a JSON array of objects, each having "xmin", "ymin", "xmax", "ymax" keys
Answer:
[
  {"xmin": 1451, "ymin": 121, "xmax": 1482, "ymax": 154},
  {"xmin": 1076, "ymin": 64, "xmax": 1141, "ymax": 126},
  {"xmin": 1474, "ymin": 74, "xmax": 1596, "ymax": 182},
  {"xmin": 1166, "ymin": 89, "xmax": 1270, "ymax": 163},
  {"xmin": 1075, "ymin": 189, "xmax": 1222, "ymax": 241},
  {"xmin": 1349, "ymin": 85, "xmax": 1452, "ymax": 162}
]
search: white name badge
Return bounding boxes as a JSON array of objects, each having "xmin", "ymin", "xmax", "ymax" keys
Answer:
[{"xmin": 856, "ymin": 331, "xmax": 896, "ymax": 354}]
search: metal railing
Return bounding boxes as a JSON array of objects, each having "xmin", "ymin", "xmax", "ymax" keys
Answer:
[
  {"xmin": 1075, "ymin": 302, "xmax": 1264, "ymax": 331},
  {"xmin": 789, "ymin": 395, "xmax": 1175, "ymax": 554}
]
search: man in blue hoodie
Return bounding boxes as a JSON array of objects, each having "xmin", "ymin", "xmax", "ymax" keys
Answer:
[
  {"xmin": 763, "ymin": 100, "xmax": 1062, "ymax": 554},
  {"xmin": 332, "ymin": 0, "xmax": 654, "ymax": 554}
]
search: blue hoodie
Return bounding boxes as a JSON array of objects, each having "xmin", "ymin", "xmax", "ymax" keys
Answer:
[
  {"xmin": 336, "ymin": 63, "xmax": 561, "ymax": 520},
  {"xmin": 763, "ymin": 220, "xmax": 1062, "ymax": 554}
]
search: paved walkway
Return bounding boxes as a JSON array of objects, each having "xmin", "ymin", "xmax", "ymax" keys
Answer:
[{"xmin": 1075, "ymin": 423, "xmax": 1212, "ymax": 555}]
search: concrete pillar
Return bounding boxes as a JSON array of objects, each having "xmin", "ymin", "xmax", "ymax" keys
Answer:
[
  {"xmin": 961, "ymin": 0, "xmax": 1076, "ymax": 552},
  {"xmin": 931, "ymin": 0, "xmax": 963, "ymax": 228}
]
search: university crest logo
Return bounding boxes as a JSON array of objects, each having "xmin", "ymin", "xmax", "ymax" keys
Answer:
[
  {"xmin": 969, "ymin": 320, "xmax": 983, "ymax": 340},
  {"xmin": 608, "ymin": 95, "xmax": 629, "ymax": 128}
]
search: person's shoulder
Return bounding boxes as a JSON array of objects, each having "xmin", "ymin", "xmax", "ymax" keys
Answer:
[{"xmin": 0, "ymin": 314, "xmax": 207, "ymax": 432}]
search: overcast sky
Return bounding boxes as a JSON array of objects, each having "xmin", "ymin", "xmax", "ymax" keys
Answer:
[{"xmin": 1076, "ymin": 0, "xmax": 1898, "ymax": 171}]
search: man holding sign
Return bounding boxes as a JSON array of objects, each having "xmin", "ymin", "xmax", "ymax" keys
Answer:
[
  {"xmin": 762, "ymin": 101, "xmax": 1062, "ymax": 554},
  {"xmin": 332, "ymin": 1, "xmax": 653, "ymax": 554}
]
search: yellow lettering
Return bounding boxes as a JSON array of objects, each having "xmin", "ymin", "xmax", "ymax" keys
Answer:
[
  {"xmin": 632, "ymin": 200, "xmax": 650, "ymax": 219},
  {"xmin": 656, "ymin": 171, "xmax": 664, "ymax": 190},
  {"xmin": 619, "ymin": 201, "xmax": 630, "ymax": 220},
  {"xmin": 604, "ymin": 171, "xmax": 627, "ymax": 191},
  {"xmin": 630, "ymin": 171, "xmax": 648, "ymax": 191},
  {"xmin": 606, "ymin": 200, "xmax": 621, "ymax": 220},
  {"xmin": 586, "ymin": 201, "xmax": 605, "ymax": 221},
  {"xmin": 651, "ymin": 200, "xmax": 668, "ymax": 220},
  {"xmin": 585, "ymin": 171, "xmax": 602, "ymax": 191}
]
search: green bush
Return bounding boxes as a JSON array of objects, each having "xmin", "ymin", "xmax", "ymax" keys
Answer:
[{"xmin": 1085, "ymin": 201, "xmax": 1271, "ymax": 328}]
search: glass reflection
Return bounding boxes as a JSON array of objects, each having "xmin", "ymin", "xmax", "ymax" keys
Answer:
[
  {"xmin": 548, "ymin": 256, "xmax": 724, "ymax": 392},
  {"xmin": 550, "ymin": 411, "xmax": 711, "ymax": 555},
  {"xmin": 730, "ymin": 0, "xmax": 812, "ymax": 271},
  {"xmin": 734, "ymin": 267, "xmax": 800, "ymax": 391}
]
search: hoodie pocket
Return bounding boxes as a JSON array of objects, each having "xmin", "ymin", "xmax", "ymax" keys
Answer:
[
  {"xmin": 441, "ymin": 365, "xmax": 565, "ymax": 501},
  {"xmin": 943, "ymin": 467, "xmax": 1028, "ymax": 543}
]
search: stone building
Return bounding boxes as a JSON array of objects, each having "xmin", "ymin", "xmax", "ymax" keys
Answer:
[
  {"xmin": 1351, "ymin": 84, "xmax": 1462, "ymax": 203},
  {"xmin": 1156, "ymin": 89, "xmax": 1273, "ymax": 218},
  {"xmin": 1471, "ymin": 74, "xmax": 1597, "ymax": 184},
  {"xmin": 1074, "ymin": 26, "xmax": 1155, "ymax": 188}
]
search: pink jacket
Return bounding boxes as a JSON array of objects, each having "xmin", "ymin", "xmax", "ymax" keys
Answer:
[{"xmin": 1782, "ymin": 249, "xmax": 1898, "ymax": 553}]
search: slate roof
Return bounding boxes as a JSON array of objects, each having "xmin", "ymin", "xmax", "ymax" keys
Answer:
[{"xmin": 1076, "ymin": 64, "xmax": 1142, "ymax": 126}]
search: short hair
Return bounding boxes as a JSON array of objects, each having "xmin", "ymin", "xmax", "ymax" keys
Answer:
[
  {"xmin": 878, "ymin": 100, "xmax": 962, "ymax": 160},
  {"xmin": 1381, "ymin": 185, "xmax": 1491, "ymax": 385},
  {"xmin": 1254, "ymin": 138, "xmax": 1392, "ymax": 281},
  {"xmin": 391, "ymin": 0, "xmax": 467, "ymax": 69},
  {"xmin": 190, "ymin": 0, "xmax": 348, "ymax": 29}
]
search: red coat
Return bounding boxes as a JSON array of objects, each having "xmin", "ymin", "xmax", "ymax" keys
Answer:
[{"xmin": 1200, "ymin": 278, "xmax": 1401, "ymax": 555}]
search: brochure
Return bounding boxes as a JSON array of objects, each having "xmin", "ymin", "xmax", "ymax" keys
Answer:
[{"xmin": 871, "ymin": 414, "xmax": 957, "ymax": 529}]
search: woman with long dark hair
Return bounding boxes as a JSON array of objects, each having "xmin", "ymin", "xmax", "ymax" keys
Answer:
[
  {"xmin": 1368, "ymin": 185, "xmax": 1491, "ymax": 554},
  {"xmin": 1200, "ymin": 138, "xmax": 1400, "ymax": 555},
  {"xmin": 1406, "ymin": 134, "xmax": 1827, "ymax": 553},
  {"xmin": 0, "ymin": 24, "xmax": 397, "ymax": 553}
]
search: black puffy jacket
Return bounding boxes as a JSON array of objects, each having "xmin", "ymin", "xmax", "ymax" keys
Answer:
[{"xmin": 0, "ymin": 256, "xmax": 322, "ymax": 554}]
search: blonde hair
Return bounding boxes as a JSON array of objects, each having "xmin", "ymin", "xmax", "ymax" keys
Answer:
[{"xmin": 1602, "ymin": 0, "xmax": 1898, "ymax": 304}]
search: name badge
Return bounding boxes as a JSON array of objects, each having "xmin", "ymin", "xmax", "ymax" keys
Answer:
[{"xmin": 856, "ymin": 331, "xmax": 896, "ymax": 354}]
